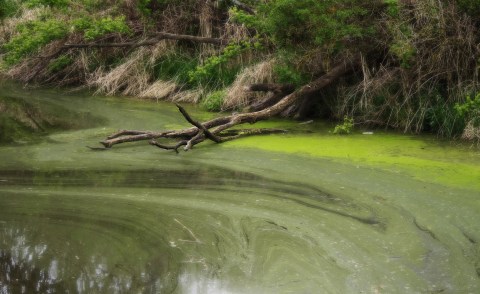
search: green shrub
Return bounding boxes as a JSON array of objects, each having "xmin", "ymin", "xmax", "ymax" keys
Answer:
[
  {"xmin": 274, "ymin": 56, "xmax": 308, "ymax": 87},
  {"xmin": 232, "ymin": 0, "xmax": 370, "ymax": 48},
  {"xmin": 48, "ymin": 55, "xmax": 72, "ymax": 72},
  {"xmin": 0, "ymin": 0, "xmax": 21, "ymax": 20},
  {"xmin": 189, "ymin": 42, "xmax": 253, "ymax": 89},
  {"xmin": 384, "ymin": 0, "xmax": 399, "ymax": 17},
  {"xmin": 389, "ymin": 39, "xmax": 416, "ymax": 68},
  {"xmin": 426, "ymin": 103, "xmax": 464, "ymax": 137},
  {"xmin": 455, "ymin": 93, "xmax": 480, "ymax": 126},
  {"xmin": 73, "ymin": 16, "xmax": 131, "ymax": 40},
  {"xmin": 4, "ymin": 19, "xmax": 68, "ymax": 65},
  {"xmin": 153, "ymin": 53, "xmax": 199, "ymax": 85},
  {"xmin": 333, "ymin": 116, "xmax": 354, "ymax": 134},
  {"xmin": 25, "ymin": 0, "xmax": 70, "ymax": 8},
  {"xmin": 202, "ymin": 90, "xmax": 225, "ymax": 112}
]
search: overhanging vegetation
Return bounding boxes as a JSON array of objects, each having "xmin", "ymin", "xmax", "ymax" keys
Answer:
[{"xmin": 0, "ymin": 0, "xmax": 479, "ymax": 142}]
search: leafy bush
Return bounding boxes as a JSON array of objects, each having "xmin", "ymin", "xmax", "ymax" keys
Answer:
[
  {"xmin": 384, "ymin": 0, "xmax": 399, "ymax": 17},
  {"xmin": 0, "ymin": 0, "xmax": 21, "ymax": 20},
  {"xmin": 48, "ymin": 55, "xmax": 72, "ymax": 72},
  {"xmin": 455, "ymin": 93, "xmax": 480, "ymax": 126},
  {"xmin": 424, "ymin": 93, "xmax": 480, "ymax": 137},
  {"xmin": 273, "ymin": 53, "xmax": 308, "ymax": 87},
  {"xmin": 426, "ymin": 103, "xmax": 464, "ymax": 138},
  {"xmin": 389, "ymin": 39, "xmax": 416, "ymax": 68},
  {"xmin": 73, "ymin": 16, "xmax": 131, "ymax": 40},
  {"xmin": 232, "ymin": 0, "xmax": 371, "ymax": 48},
  {"xmin": 202, "ymin": 90, "xmax": 225, "ymax": 112},
  {"xmin": 4, "ymin": 19, "xmax": 68, "ymax": 65},
  {"xmin": 25, "ymin": 0, "xmax": 69, "ymax": 8},
  {"xmin": 189, "ymin": 42, "xmax": 253, "ymax": 89},
  {"xmin": 153, "ymin": 53, "xmax": 198, "ymax": 85},
  {"xmin": 333, "ymin": 116, "xmax": 354, "ymax": 134}
]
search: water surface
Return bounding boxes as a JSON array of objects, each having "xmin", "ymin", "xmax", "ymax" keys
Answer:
[{"xmin": 0, "ymin": 84, "xmax": 479, "ymax": 293}]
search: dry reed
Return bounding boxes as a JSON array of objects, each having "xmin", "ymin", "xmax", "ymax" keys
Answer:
[{"xmin": 222, "ymin": 58, "xmax": 276, "ymax": 110}]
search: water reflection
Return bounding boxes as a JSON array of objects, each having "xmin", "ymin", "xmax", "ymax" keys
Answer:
[
  {"xmin": 1, "ymin": 227, "xmax": 65, "ymax": 293},
  {"xmin": 0, "ymin": 225, "xmax": 177, "ymax": 293}
]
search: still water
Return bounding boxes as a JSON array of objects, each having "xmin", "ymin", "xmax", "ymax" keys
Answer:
[{"xmin": 0, "ymin": 84, "xmax": 479, "ymax": 293}]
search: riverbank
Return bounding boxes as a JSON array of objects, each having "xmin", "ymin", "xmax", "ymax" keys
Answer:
[{"xmin": 1, "ymin": 1, "xmax": 479, "ymax": 141}]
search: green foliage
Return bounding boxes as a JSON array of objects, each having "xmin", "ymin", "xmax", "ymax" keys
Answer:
[
  {"xmin": 189, "ymin": 42, "xmax": 254, "ymax": 88},
  {"xmin": 25, "ymin": 0, "xmax": 69, "ymax": 8},
  {"xmin": 273, "ymin": 52, "xmax": 309, "ymax": 87},
  {"xmin": 333, "ymin": 116, "xmax": 354, "ymax": 134},
  {"xmin": 153, "ymin": 53, "xmax": 199, "ymax": 85},
  {"xmin": 384, "ymin": 0, "xmax": 399, "ymax": 17},
  {"xmin": 0, "ymin": 0, "xmax": 21, "ymax": 20},
  {"xmin": 425, "ymin": 99, "xmax": 464, "ymax": 137},
  {"xmin": 201, "ymin": 90, "xmax": 225, "ymax": 112},
  {"xmin": 48, "ymin": 55, "xmax": 72, "ymax": 72},
  {"xmin": 232, "ymin": 0, "xmax": 370, "ymax": 48},
  {"xmin": 3, "ymin": 19, "xmax": 68, "ymax": 65},
  {"xmin": 424, "ymin": 93, "xmax": 480, "ymax": 137},
  {"xmin": 456, "ymin": 0, "xmax": 480, "ymax": 17},
  {"xmin": 73, "ymin": 16, "xmax": 131, "ymax": 40},
  {"xmin": 389, "ymin": 39, "xmax": 416, "ymax": 68},
  {"xmin": 137, "ymin": 0, "xmax": 153, "ymax": 15},
  {"xmin": 455, "ymin": 93, "xmax": 480, "ymax": 126}
]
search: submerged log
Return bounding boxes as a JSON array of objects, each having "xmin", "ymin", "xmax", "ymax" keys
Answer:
[{"xmin": 97, "ymin": 56, "xmax": 361, "ymax": 152}]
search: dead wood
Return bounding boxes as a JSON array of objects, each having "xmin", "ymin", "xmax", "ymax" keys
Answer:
[
  {"xmin": 247, "ymin": 83, "xmax": 294, "ymax": 93},
  {"xmin": 231, "ymin": 0, "xmax": 255, "ymax": 15},
  {"xmin": 61, "ymin": 32, "xmax": 228, "ymax": 50},
  {"xmin": 97, "ymin": 56, "xmax": 361, "ymax": 152},
  {"xmin": 246, "ymin": 83, "xmax": 295, "ymax": 112}
]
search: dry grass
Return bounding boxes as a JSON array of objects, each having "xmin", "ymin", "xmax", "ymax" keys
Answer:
[
  {"xmin": 89, "ymin": 49, "xmax": 150, "ymax": 96},
  {"xmin": 89, "ymin": 41, "xmax": 174, "ymax": 96},
  {"xmin": 462, "ymin": 121, "xmax": 480, "ymax": 141},
  {"xmin": 169, "ymin": 88, "xmax": 203, "ymax": 103},
  {"xmin": 198, "ymin": 1, "xmax": 215, "ymax": 57},
  {"xmin": 138, "ymin": 80, "xmax": 178, "ymax": 100},
  {"xmin": 222, "ymin": 58, "xmax": 276, "ymax": 110}
]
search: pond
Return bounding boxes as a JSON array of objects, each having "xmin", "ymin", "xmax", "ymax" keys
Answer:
[{"xmin": 0, "ymin": 83, "xmax": 479, "ymax": 293}]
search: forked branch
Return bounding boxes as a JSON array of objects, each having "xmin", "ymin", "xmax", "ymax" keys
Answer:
[{"xmin": 97, "ymin": 56, "xmax": 361, "ymax": 152}]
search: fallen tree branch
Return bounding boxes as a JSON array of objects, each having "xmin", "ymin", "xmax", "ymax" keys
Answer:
[
  {"xmin": 231, "ymin": 0, "xmax": 255, "ymax": 15},
  {"xmin": 28, "ymin": 32, "xmax": 230, "ymax": 82},
  {"xmin": 61, "ymin": 32, "xmax": 228, "ymax": 50},
  {"xmin": 175, "ymin": 103, "xmax": 223, "ymax": 143},
  {"xmin": 246, "ymin": 83, "xmax": 295, "ymax": 112},
  {"xmin": 97, "ymin": 56, "xmax": 361, "ymax": 152},
  {"xmin": 247, "ymin": 83, "xmax": 295, "ymax": 93}
]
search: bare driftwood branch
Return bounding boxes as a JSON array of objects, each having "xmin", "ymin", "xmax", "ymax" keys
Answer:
[
  {"xmin": 42, "ymin": 32, "xmax": 227, "ymax": 60},
  {"xmin": 175, "ymin": 103, "xmax": 223, "ymax": 143},
  {"xmin": 97, "ymin": 56, "xmax": 361, "ymax": 152},
  {"xmin": 28, "ymin": 31, "xmax": 230, "ymax": 83},
  {"xmin": 231, "ymin": 0, "xmax": 255, "ymax": 15},
  {"xmin": 61, "ymin": 32, "xmax": 228, "ymax": 50},
  {"xmin": 247, "ymin": 83, "xmax": 295, "ymax": 93},
  {"xmin": 246, "ymin": 83, "xmax": 296, "ymax": 112}
]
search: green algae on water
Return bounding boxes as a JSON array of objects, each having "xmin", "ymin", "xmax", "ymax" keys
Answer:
[
  {"xmin": 0, "ymin": 84, "xmax": 479, "ymax": 293},
  {"xmin": 225, "ymin": 132, "xmax": 480, "ymax": 191}
]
